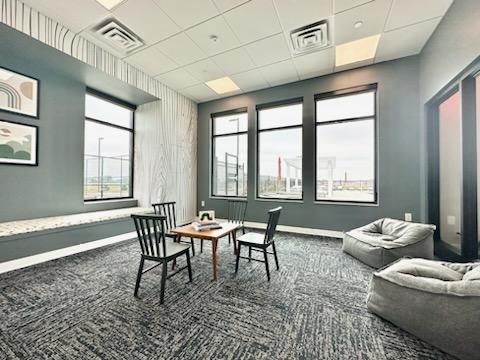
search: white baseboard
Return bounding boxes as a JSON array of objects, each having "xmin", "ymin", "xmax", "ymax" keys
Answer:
[
  {"xmin": 0, "ymin": 231, "xmax": 137, "ymax": 275},
  {"xmin": 217, "ymin": 219, "xmax": 344, "ymax": 239}
]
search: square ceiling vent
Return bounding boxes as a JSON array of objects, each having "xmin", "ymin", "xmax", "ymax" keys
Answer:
[
  {"xmin": 290, "ymin": 20, "xmax": 329, "ymax": 56},
  {"xmin": 92, "ymin": 19, "xmax": 144, "ymax": 55}
]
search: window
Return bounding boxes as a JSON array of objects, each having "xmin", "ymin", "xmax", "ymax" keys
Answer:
[
  {"xmin": 315, "ymin": 85, "xmax": 377, "ymax": 203},
  {"xmin": 211, "ymin": 109, "xmax": 248, "ymax": 197},
  {"xmin": 257, "ymin": 99, "xmax": 303, "ymax": 200},
  {"xmin": 84, "ymin": 93, "xmax": 134, "ymax": 201}
]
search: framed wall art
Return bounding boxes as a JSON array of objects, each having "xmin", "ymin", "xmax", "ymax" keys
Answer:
[
  {"xmin": 0, "ymin": 120, "xmax": 38, "ymax": 166},
  {"xmin": 0, "ymin": 67, "xmax": 39, "ymax": 118}
]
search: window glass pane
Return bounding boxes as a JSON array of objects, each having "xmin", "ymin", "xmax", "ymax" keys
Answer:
[
  {"xmin": 85, "ymin": 94, "xmax": 133, "ymax": 128},
  {"xmin": 213, "ymin": 112, "xmax": 248, "ymax": 135},
  {"xmin": 84, "ymin": 120, "xmax": 132, "ymax": 200},
  {"xmin": 259, "ymin": 103, "xmax": 302, "ymax": 130},
  {"xmin": 212, "ymin": 133, "xmax": 248, "ymax": 197},
  {"xmin": 316, "ymin": 91, "xmax": 375, "ymax": 123},
  {"xmin": 316, "ymin": 119, "xmax": 375, "ymax": 202},
  {"xmin": 258, "ymin": 128, "xmax": 302, "ymax": 199}
]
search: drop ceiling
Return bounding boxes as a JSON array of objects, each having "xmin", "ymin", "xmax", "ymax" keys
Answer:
[{"xmin": 21, "ymin": 0, "xmax": 454, "ymax": 103}]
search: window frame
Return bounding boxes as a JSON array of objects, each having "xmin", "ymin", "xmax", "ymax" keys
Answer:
[
  {"xmin": 84, "ymin": 90, "xmax": 136, "ymax": 202},
  {"xmin": 255, "ymin": 97, "xmax": 304, "ymax": 201},
  {"xmin": 210, "ymin": 107, "xmax": 248, "ymax": 199},
  {"xmin": 314, "ymin": 83, "xmax": 378, "ymax": 205}
]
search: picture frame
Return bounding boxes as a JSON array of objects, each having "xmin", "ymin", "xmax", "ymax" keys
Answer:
[
  {"xmin": 198, "ymin": 210, "xmax": 215, "ymax": 221},
  {"xmin": 0, "ymin": 119, "xmax": 39, "ymax": 166},
  {"xmin": 0, "ymin": 66, "xmax": 40, "ymax": 118}
]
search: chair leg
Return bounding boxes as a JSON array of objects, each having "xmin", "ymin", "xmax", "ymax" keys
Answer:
[
  {"xmin": 200, "ymin": 239, "xmax": 204, "ymax": 253},
  {"xmin": 235, "ymin": 244, "xmax": 241, "ymax": 274},
  {"xmin": 160, "ymin": 261, "xmax": 168, "ymax": 304},
  {"xmin": 242, "ymin": 226, "xmax": 246, "ymax": 235},
  {"xmin": 228, "ymin": 233, "xmax": 231, "ymax": 244},
  {"xmin": 272, "ymin": 242, "xmax": 279, "ymax": 270},
  {"xmin": 134, "ymin": 257, "xmax": 144, "ymax": 297},
  {"xmin": 186, "ymin": 250, "xmax": 193, "ymax": 282},
  {"xmin": 263, "ymin": 249, "xmax": 270, "ymax": 281},
  {"xmin": 248, "ymin": 246, "xmax": 252, "ymax": 262},
  {"xmin": 190, "ymin": 237, "xmax": 195, "ymax": 257}
]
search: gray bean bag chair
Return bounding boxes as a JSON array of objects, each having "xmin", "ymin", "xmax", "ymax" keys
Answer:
[
  {"xmin": 367, "ymin": 258, "xmax": 480, "ymax": 360},
  {"xmin": 342, "ymin": 218, "xmax": 435, "ymax": 268}
]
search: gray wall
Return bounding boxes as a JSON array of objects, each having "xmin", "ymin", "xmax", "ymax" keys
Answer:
[
  {"xmin": 197, "ymin": 56, "xmax": 422, "ymax": 232},
  {"xmin": 0, "ymin": 46, "xmax": 136, "ymax": 223}
]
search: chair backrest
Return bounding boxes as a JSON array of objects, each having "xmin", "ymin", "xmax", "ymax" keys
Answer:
[
  {"xmin": 227, "ymin": 199, "xmax": 248, "ymax": 226},
  {"xmin": 264, "ymin": 207, "xmax": 282, "ymax": 244},
  {"xmin": 131, "ymin": 214, "xmax": 167, "ymax": 258},
  {"xmin": 152, "ymin": 201, "xmax": 176, "ymax": 233}
]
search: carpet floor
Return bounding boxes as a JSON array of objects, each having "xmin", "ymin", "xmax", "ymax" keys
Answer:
[{"xmin": 0, "ymin": 232, "xmax": 453, "ymax": 360}]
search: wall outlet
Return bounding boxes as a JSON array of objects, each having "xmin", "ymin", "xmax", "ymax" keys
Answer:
[
  {"xmin": 201, "ymin": 200, "xmax": 205, "ymax": 207},
  {"xmin": 405, "ymin": 213, "xmax": 412, "ymax": 222}
]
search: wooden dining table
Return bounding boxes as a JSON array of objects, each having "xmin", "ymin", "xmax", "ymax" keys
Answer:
[{"xmin": 171, "ymin": 222, "xmax": 240, "ymax": 281}]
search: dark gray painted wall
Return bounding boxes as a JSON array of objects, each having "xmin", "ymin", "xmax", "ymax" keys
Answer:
[
  {"xmin": 197, "ymin": 56, "xmax": 422, "ymax": 232},
  {"xmin": 0, "ymin": 32, "xmax": 138, "ymax": 222}
]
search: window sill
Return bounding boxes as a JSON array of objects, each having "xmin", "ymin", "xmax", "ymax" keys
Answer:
[
  {"xmin": 209, "ymin": 195, "xmax": 248, "ymax": 201},
  {"xmin": 314, "ymin": 200, "xmax": 379, "ymax": 207},
  {"xmin": 255, "ymin": 197, "xmax": 304, "ymax": 204},
  {"xmin": 84, "ymin": 198, "xmax": 137, "ymax": 205}
]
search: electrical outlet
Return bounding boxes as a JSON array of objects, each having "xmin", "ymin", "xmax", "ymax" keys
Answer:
[
  {"xmin": 405, "ymin": 213, "xmax": 412, "ymax": 222},
  {"xmin": 201, "ymin": 200, "xmax": 205, "ymax": 207}
]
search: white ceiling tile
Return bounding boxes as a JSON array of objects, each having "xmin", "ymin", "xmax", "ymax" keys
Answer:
[
  {"xmin": 154, "ymin": 33, "xmax": 207, "ymax": 66},
  {"xmin": 113, "ymin": 0, "xmax": 181, "ymax": 44},
  {"xmin": 155, "ymin": 68, "xmax": 201, "ymax": 89},
  {"xmin": 293, "ymin": 48, "xmax": 335, "ymax": 80},
  {"xmin": 124, "ymin": 46, "xmax": 178, "ymax": 75},
  {"xmin": 385, "ymin": 0, "xmax": 453, "ymax": 31},
  {"xmin": 273, "ymin": 0, "xmax": 332, "ymax": 31},
  {"xmin": 245, "ymin": 33, "xmax": 290, "ymax": 67},
  {"xmin": 185, "ymin": 16, "xmax": 240, "ymax": 56},
  {"xmin": 259, "ymin": 59, "xmax": 299, "ymax": 86},
  {"xmin": 230, "ymin": 68, "xmax": 270, "ymax": 92},
  {"xmin": 334, "ymin": 0, "xmax": 372, "ymax": 14},
  {"xmin": 21, "ymin": 0, "xmax": 108, "ymax": 32},
  {"xmin": 153, "ymin": 0, "xmax": 219, "ymax": 29},
  {"xmin": 181, "ymin": 83, "xmax": 219, "ymax": 102},
  {"xmin": 211, "ymin": 48, "xmax": 256, "ymax": 75},
  {"xmin": 223, "ymin": 0, "xmax": 282, "ymax": 44},
  {"xmin": 376, "ymin": 17, "xmax": 441, "ymax": 63},
  {"xmin": 334, "ymin": 0, "xmax": 392, "ymax": 45},
  {"xmin": 212, "ymin": 0, "xmax": 250, "ymax": 12},
  {"xmin": 183, "ymin": 58, "xmax": 225, "ymax": 81}
]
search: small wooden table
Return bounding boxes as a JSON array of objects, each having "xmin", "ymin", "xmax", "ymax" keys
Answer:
[{"xmin": 172, "ymin": 222, "xmax": 240, "ymax": 281}]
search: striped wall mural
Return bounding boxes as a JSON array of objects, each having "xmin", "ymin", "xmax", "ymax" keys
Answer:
[{"xmin": 0, "ymin": 0, "xmax": 198, "ymax": 223}]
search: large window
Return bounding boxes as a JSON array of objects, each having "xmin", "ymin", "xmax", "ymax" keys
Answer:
[
  {"xmin": 315, "ymin": 85, "xmax": 377, "ymax": 203},
  {"xmin": 211, "ymin": 109, "xmax": 248, "ymax": 197},
  {"xmin": 84, "ymin": 93, "xmax": 134, "ymax": 201},
  {"xmin": 257, "ymin": 99, "xmax": 303, "ymax": 200}
]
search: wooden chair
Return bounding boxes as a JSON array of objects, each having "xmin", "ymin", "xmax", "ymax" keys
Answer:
[
  {"xmin": 200, "ymin": 199, "xmax": 248, "ymax": 253},
  {"xmin": 152, "ymin": 201, "xmax": 196, "ymax": 256},
  {"xmin": 131, "ymin": 214, "xmax": 192, "ymax": 304},
  {"xmin": 235, "ymin": 207, "xmax": 282, "ymax": 281}
]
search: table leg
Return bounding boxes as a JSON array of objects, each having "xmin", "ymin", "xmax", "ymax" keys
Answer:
[
  {"xmin": 232, "ymin": 230, "xmax": 238, "ymax": 255},
  {"xmin": 212, "ymin": 239, "xmax": 218, "ymax": 281}
]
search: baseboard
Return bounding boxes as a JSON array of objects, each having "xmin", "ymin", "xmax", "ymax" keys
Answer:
[
  {"xmin": 217, "ymin": 219, "xmax": 344, "ymax": 239},
  {"xmin": 0, "ymin": 231, "xmax": 137, "ymax": 275}
]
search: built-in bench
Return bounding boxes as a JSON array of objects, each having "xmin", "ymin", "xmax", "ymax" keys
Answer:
[{"xmin": 0, "ymin": 207, "xmax": 151, "ymax": 270}]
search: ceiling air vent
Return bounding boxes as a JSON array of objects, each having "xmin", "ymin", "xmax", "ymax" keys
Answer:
[
  {"xmin": 290, "ymin": 20, "xmax": 329, "ymax": 56},
  {"xmin": 92, "ymin": 19, "xmax": 144, "ymax": 54}
]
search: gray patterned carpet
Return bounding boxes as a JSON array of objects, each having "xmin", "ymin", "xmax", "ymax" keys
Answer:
[{"xmin": 0, "ymin": 232, "xmax": 453, "ymax": 360}]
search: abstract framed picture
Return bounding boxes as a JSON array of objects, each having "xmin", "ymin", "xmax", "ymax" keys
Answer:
[
  {"xmin": 0, "ymin": 120, "xmax": 38, "ymax": 166},
  {"xmin": 0, "ymin": 67, "xmax": 39, "ymax": 118}
]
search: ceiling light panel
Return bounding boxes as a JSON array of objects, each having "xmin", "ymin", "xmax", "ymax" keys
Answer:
[
  {"xmin": 95, "ymin": 0, "xmax": 126, "ymax": 10},
  {"xmin": 335, "ymin": 34, "xmax": 380, "ymax": 67},
  {"xmin": 205, "ymin": 77, "xmax": 240, "ymax": 94}
]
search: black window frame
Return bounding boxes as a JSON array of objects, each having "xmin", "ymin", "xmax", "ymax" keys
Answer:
[
  {"xmin": 256, "ymin": 97, "xmax": 304, "ymax": 201},
  {"xmin": 314, "ymin": 83, "xmax": 378, "ymax": 204},
  {"xmin": 84, "ymin": 89, "xmax": 136, "ymax": 202},
  {"xmin": 210, "ymin": 107, "xmax": 248, "ymax": 199}
]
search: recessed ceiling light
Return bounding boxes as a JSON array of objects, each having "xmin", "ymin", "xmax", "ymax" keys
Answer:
[
  {"xmin": 354, "ymin": 21, "xmax": 363, "ymax": 29},
  {"xmin": 335, "ymin": 34, "xmax": 381, "ymax": 67},
  {"xmin": 205, "ymin": 77, "xmax": 240, "ymax": 94},
  {"xmin": 95, "ymin": 0, "xmax": 126, "ymax": 10}
]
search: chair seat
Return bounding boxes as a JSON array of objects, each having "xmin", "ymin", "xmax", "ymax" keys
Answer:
[
  {"xmin": 151, "ymin": 241, "xmax": 189, "ymax": 259},
  {"xmin": 238, "ymin": 233, "xmax": 266, "ymax": 245}
]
